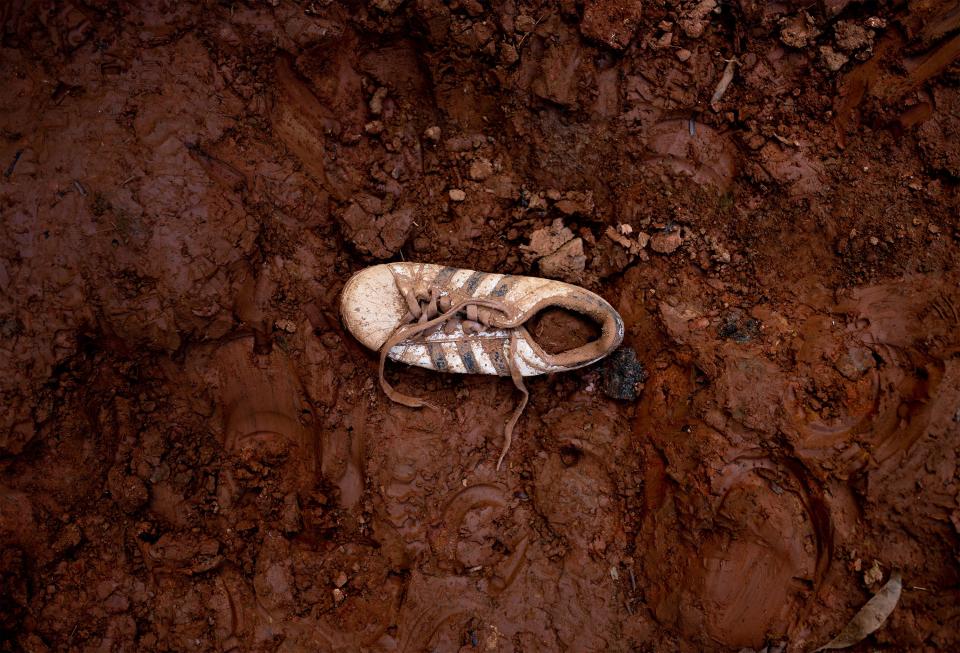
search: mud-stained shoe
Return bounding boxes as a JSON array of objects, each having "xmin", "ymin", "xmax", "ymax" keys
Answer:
[{"xmin": 340, "ymin": 263, "xmax": 624, "ymax": 467}]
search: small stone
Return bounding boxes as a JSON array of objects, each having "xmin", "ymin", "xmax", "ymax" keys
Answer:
[
  {"xmin": 835, "ymin": 20, "xmax": 872, "ymax": 52},
  {"xmin": 275, "ymin": 319, "xmax": 297, "ymax": 333},
  {"xmin": 332, "ymin": 588, "xmax": 345, "ymax": 603},
  {"xmin": 526, "ymin": 193, "xmax": 548, "ymax": 210},
  {"xmin": 676, "ymin": 48, "xmax": 692, "ymax": 62},
  {"xmin": 606, "ymin": 225, "xmax": 635, "ymax": 252},
  {"xmin": 334, "ymin": 571, "xmax": 348, "ymax": 588},
  {"xmin": 869, "ymin": 236, "xmax": 879, "ymax": 246},
  {"xmin": 780, "ymin": 12, "xmax": 820, "ymax": 48},
  {"xmin": 656, "ymin": 32, "xmax": 673, "ymax": 49},
  {"xmin": 819, "ymin": 45, "xmax": 848, "ymax": 72},
  {"xmin": 650, "ymin": 229, "xmax": 683, "ymax": 254},
  {"xmin": 865, "ymin": 16, "xmax": 887, "ymax": 29},
  {"xmin": 580, "ymin": 0, "xmax": 643, "ymax": 50},
  {"xmin": 369, "ymin": 87, "xmax": 388, "ymax": 115},
  {"xmin": 468, "ymin": 158, "xmax": 494, "ymax": 181},
  {"xmin": 515, "ymin": 14, "xmax": 536, "ymax": 33},
  {"xmin": 523, "ymin": 218, "xmax": 575, "ymax": 262},
  {"xmin": 448, "ymin": 188, "xmax": 466, "ymax": 202},
  {"xmin": 554, "ymin": 190, "xmax": 595, "ymax": 216},
  {"xmin": 929, "ymin": 223, "xmax": 941, "ymax": 234},
  {"xmin": 601, "ymin": 347, "xmax": 648, "ymax": 401},
  {"xmin": 538, "ymin": 237, "xmax": 586, "ymax": 283},
  {"xmin": 863, "ymin": 560, "xmax": 883, "ymax": 586},
  {"xmin": 678, "ymin": 0, "xmax": 717, "ymax": 39},
  {"xmin": 364, "ymin": 120, "xmax": 384, "ymax": 135},
  {"xmin": 423, "ymin": 125, "xmax": 441, "ymax": 142},
  {"xmin": 280, "ymin": 493, "xmax": 302, "ymax": 534}
]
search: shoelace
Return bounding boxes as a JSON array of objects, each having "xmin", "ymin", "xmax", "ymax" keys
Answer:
[{"xmin": 379, "ymin": 271, "xmax": 529, "ymax": 470}]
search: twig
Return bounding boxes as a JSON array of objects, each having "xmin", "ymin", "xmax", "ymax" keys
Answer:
[
  {"xmin": 710, "ymin": 58, "xmax": 738, "ymax": 111},
  {"xmin": 4, "ymin": 149, "xmax": 23, "ymax": 178},
  {"xmin": 516, "ymin": 13, "xmax": 549, "ymax": 50}
]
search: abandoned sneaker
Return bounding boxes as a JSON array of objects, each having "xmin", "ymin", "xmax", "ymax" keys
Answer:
[{"xmin": 340, "ymin": 263, "xmax": 624, "ymax": 468}]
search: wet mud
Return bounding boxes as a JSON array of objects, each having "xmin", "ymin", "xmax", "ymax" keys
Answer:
[{"xmin": 1, "ymin": 1, "xmax": 960, "ymax": 651}]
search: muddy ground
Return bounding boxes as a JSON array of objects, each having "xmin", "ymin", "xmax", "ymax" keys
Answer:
[{"xmin": 1, "ymin": 0, "xmax": 960, "ymax": 651}]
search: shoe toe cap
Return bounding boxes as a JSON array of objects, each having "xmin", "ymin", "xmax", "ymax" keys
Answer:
[{"xmin": 340, "ymin": 264, "xmax": 408, "ymax": 351}]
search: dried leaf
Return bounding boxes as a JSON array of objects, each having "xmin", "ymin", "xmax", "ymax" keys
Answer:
[{"xmin": 814, "ymin": 570, "xmax": 903, "ymax": 651}]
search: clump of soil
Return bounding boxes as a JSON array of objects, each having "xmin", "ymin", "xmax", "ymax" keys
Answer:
[{"xmin": 527, "ymin": 306, "xmax": 601, "ymax": 354}]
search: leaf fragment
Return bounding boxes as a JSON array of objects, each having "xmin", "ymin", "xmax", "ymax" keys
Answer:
[{"xmin": 814, "ymin": 570, "xmax": 903, "ymax": 651}]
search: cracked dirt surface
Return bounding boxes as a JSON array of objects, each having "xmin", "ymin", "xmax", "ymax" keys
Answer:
[{"xmin": 2, "ymin": 1, "xmax": 960, "ymax": 651}]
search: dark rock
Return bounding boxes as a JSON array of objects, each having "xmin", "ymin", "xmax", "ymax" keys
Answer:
[
  {"xmin": 601, "ymin": 347, "xmax": 648, "ymax": 401},
  {"xmin": 717, "ymin": 310, "xmax": 760, "ymax": 343}
]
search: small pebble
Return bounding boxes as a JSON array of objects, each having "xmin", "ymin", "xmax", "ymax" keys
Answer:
[
  {"xmin": 515, "ymin": 14, "xmax": 536, "ymax": 32},
  {"xmin": 676, "ymin": 48, "xmax": 692, "ymax": 62},
  {"xmin": 650, "ymin": 230, "xmax": 683, "ymax": 254},
  {"xmin": 333, "ymin": 588, "xmax": 345, "ymax": 603},
  {"xmin": 868, "ymin": 236, "xmax": 879, "ymax": 246},
  {"xmin": 423, "ymin": 125, "xmax": 441, "ymax": 142},
  {"xmin": 468, "ymin": 158, "xmax": 493, "ymax": 181},
  {"xmin": 448, "ymin": 188, "xmax": 466, "ymax": 202},
  {"xmin": 929, "ymin": 224, "xmax": 940, "ymax": 234},
  {"xmin": 369, "ymin": 87, "xmax": 388, "ymax": 115},
  {"xmin": 601, "ymin": 347, "xmax": 648, "ymax": 401},
  {"xmin": 275, "ymin": 319, "xmax": 297, "ymax": 333}
]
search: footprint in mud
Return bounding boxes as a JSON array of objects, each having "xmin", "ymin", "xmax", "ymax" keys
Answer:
[
  {"xmin": 429, "ymin": 483, "xmax": 531, "ymax": 595},
  {"xmin": 529, "ymin": 437, "xmax": 627, "ymax": 650},
  {"xmin": 655, "ymin": 457, "xmax": 829, "ymax": 650},
  {"xmin": 387, "ymin": 572, "xmax": 485, "ymax": 653},
  {"xmin": 188, "ymin": 336, "xmax": 320, "ymax": 505},
  {"xmin": 783, "ymin": 340, "xmax": 943, "ymax": 475},
  {"xmin": 782, "ymin": 278, "xmax": 958, "ymax": 475},
  {"xmin": 533, "ymin": 442, "xmax": 621, "ymax": 560}
]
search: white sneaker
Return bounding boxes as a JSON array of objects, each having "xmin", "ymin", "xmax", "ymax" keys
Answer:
[{"xmin": 340, "ymin": 263, "xmax": 624, "ymax": 468}]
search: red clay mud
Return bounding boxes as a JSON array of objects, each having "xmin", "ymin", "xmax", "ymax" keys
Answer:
[{"xmin": 2, "ymin": 1, "xmax": 960, "ymax": 652}]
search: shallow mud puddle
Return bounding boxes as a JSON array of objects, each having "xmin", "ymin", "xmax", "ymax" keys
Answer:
[{"xmin": 1, "ymin": 1, "xmax": 959, "ymax": 651}]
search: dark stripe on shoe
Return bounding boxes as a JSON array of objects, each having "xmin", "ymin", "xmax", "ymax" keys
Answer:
[
  {"xmin": 490, "ymin": 342, "xmax": 510, "ymax": 377},
  {"xmin": 490, "ymin": 275, "xmax": 513, "ymax": 298},
  {"xmin": 428, "ymin": 342, "xmax": 447, "ymax": 372},
  {"xmin": 457, "ymin": 341, "xmax": 479, "ymax": 374},
  {"xmin": 463, "ymin": 270, "xmax": 485, "ymax": 296},
  {"xmin": 434, "ymin": 266, "xmax": 457, "ymax": 287}
]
